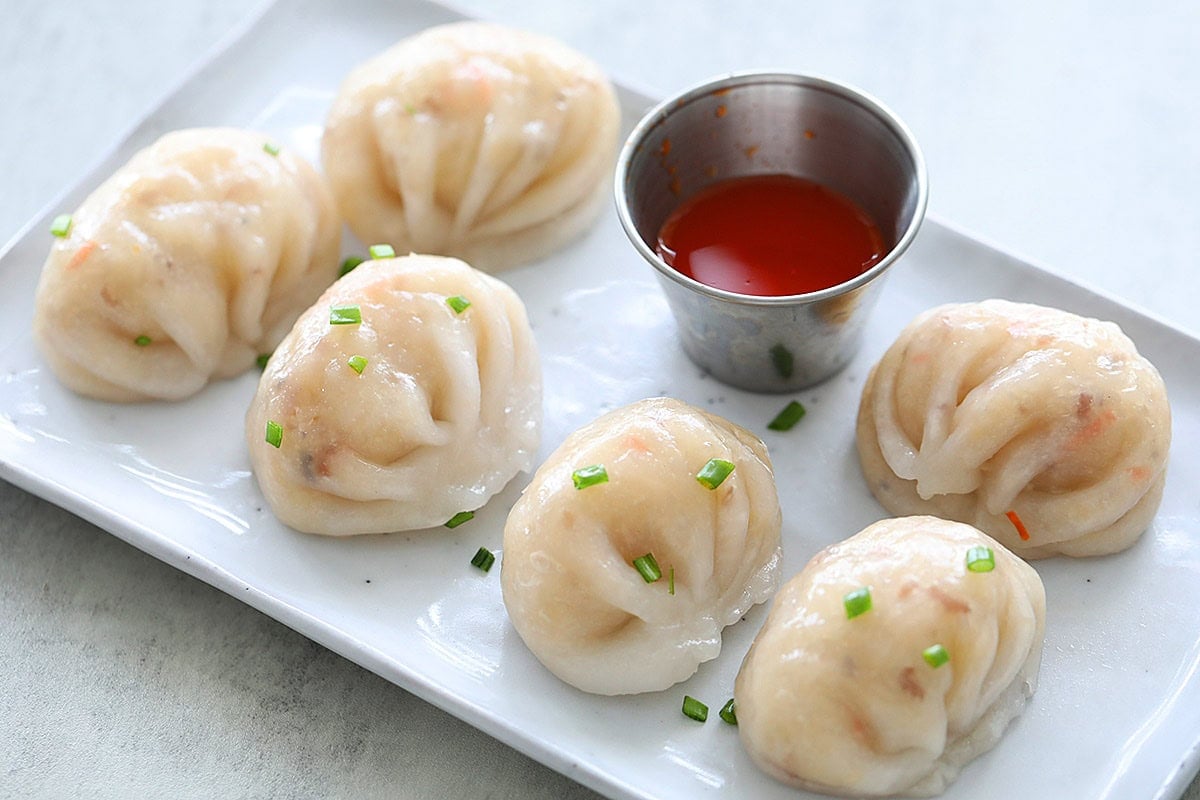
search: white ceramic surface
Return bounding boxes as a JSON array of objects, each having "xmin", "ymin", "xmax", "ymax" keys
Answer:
[{"xmin": 1, "ymin": 1, "xmax": 1198, "ymax": 799}]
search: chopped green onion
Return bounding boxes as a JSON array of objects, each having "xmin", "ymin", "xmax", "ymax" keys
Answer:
[
  {"xmin": 329, "ymin": 304, "xmax": 362, "ymax": 325},
  {"xmin": 769, "ymin": 343, "xmax": 794, "ymax": 379},
  {"xmin": 404, "ymin": 103, "xmax": 418, "ymax": 115},
  {"xmin": 682, "ymin": 696, "xmax": 708, "ymax": 722},
  {"xmin": 339, "ymin": 255, "xmax": 364, "ymax": 277},
  {"xmin": 446, "ymin": 295, "xmax": 471, "ymax": 314},
  {"xmin": 696, "ymin": 458, "xmax": 735, "ymax": 489},
  {"xmin": 718, "ymin": 698, "xmax": 738, "ymax": 725},
  {"xmin": 470, "ymin": 546, "xmax": 495, "ymax": 572},
  {"xmin": 965, "ymin": 545, "xmax": 996, "ymax": 573},
  {"xmin": 265, "ymin": 420, "xmax": 283, "ymax": 449},
  {"xmin": 133, "ymin": 335, "xmax": 152, "ymax": 347},
  {"xmin": 843, "ymin": 586, "xmax": 872, "ymax": 619},
  {"xmin": 50, "ymin": 214, "xmax": 73, "ymax": 238},
  {"xmin": 632, "ymin": 553, "xmax": 662, "ymax": 583},
  {"xmin": 923, "ymin": 643, "xmax": 950, "ymax": 668},
  {"xmin": 444, "ymin": 510, "xmax": 474, "ymax": 529},
  {"xmin": 347, "ymin": 355, "xmax": 368, "ymax": 375},
  {"xmin": 571, "ymin": 464, "xmax": 608, "ymax": 490},
  {"xmin": 368, "ymin": 243, "xmax": 395, "ymax": 260},
  {"xmin": 767, "ymin": 400, "xmax": 807, "ymax": 431},
  {"xmin": 256, "ymin": 352, "xmax": 272, "ymax": 370},
  {"xmin": 668, "ymin": 565, "xmax": 675, "ymax": 596},
  {"xmin": 262, "ymin": 141, "xmax": 281, "ymax": 156}
]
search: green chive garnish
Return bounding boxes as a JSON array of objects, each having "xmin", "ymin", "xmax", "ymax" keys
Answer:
[
  {"xmin": 329, "ymin": 304, "xmax": 362, "ymax": 325},
  {"xmin": 769, "ymin": 343, "xmax": 794, "ymax": 379},
  {"xmin": 263, "ymin": 141, "xmax": 281, "ymax": 156},
  {"xmin": 256, "ymin": 352, "xmax": 272, "ymax": 370},
  {"xmin": 265, "ymin": 420, "xmax": 283, "ymax": 449},
  {"xmin": 682, "ymin": 696, "xmax": 708, "ymax": 722},
  {"xmin": 767, "ymin": 400, "xmax": 807, "ymax": 431},
  {"xmin": 133, "ymin": 335, "xmax": 152, "ymax": 347},
  {"xmin": 966, "ymin": 546, "xmax": 996, "ymax": 573},
  {"xmin": 368, "ymin": 243, "xmax": 395, "ymax": 260},
  {"xmin": 339, "ymin": 255, "xmax": 364, "ymax": 277},
  {"xmin": 668, "ymin": 565, "xmax": 675, "ymax": 596},
  {"xmin": 50, "ymin": 214, "xmax": 73, "ymax": 238},
  {"xmin": 632, "ymin": 553, "xmax": 662, "ymax": 583},
  {"xmin": 923, "ymin": 643, "xmax": 950, "ymax": 668},
  {"xmin": 347, "ymin": 355, "xmax": 368, "ymax": 374},
  {"xmin": 843, "ymin": 586, "xmax": 872, "ymax": 619},
  {"xmin": 446, "ymin": 295, "xmax": 471, "ymax": 314},
  {"xmin": 696, "ymin": 458, "xmax": 735, "ymax": 489},
  {"xmin": 470, "ymin": 546, "xmax": 495, "ymax": 572},
  {"xmin": 719, "ymin": 698, "xmax": 738, "ymax": 725},
  {"xmin": 445, "ymin": 510, "xmax": 474, "ymax": 529},
  {"xmin": 572, "ymin": 464, "xmax": 608, "ymax": 490}
]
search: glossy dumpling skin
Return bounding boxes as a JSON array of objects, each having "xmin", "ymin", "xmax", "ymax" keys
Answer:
[
  {"xmin": 501, "ymin": 397, "xmax": 782, "ymax": 695},
  {"xmin": 245, "ymin": 254, "xmax": 541, "ymax": 535},
  {"xmin": 735, "ymin": 516, "xmax": 1046, "ymax": 798},
  {"xmin": 321, "ymin": 21, "xmax": 620, "ymax": 271},
  {"xmin": 33, "ymin": 128, "xmax": 340, "ymax": 402},
  {"xmin": 857, "ymin": 300, "xmax": 1171, "ymax": 558}
]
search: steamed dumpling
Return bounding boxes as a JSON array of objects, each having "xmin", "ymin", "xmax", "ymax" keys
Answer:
[
  {"xmin": 735, "ymin": 515, "xmax": 1045, "ymax": 798},
  {"xmin": 501, "ymin": 397, "xmax": 782, "ymax": 695},
  {"xmin": 33, "ymin": 128, "xmax": 341, "ymax": 402},
  {"xmin": 321, "ymin": 21, "xmax": 620, "ymax": 271},
  {"xmin": 856, "ymin": 299, "xmax": 1171, "ymax": 558},
  {"xmin": 245, "ymin": 253, "xmax": 541, "ymax": 535}
]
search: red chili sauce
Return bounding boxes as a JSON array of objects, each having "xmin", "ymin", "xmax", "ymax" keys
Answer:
[{"xmin": 655, "ymin": 174, "xmax": 886, "ymax": 296}]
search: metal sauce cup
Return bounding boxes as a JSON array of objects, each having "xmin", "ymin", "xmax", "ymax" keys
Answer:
[{"xmin": 615, "ymin": 72, "xmax": 928, "ymax": 391}]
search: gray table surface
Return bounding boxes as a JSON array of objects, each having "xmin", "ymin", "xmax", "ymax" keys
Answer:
[{"xmin": 2, "ymin": 1, "xmax": 1197, "ymax": 798}]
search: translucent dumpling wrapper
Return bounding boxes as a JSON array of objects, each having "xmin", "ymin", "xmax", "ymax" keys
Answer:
[
  {"xmin": 321, "ymin": 21, "xmax": 620, "ymax": 271},
  {"xmin": 245, "ymin": 253, "xmax": 541, "ymax": 535},
  {"xmin": 501, "ymin": 397, "xmax": 782, "ymax": 695},
  {"xmin": 33, "ymin": 127, "xmax": 341, "ymax": 402},
  {"xmin": 856, "ymin": 299, "xmax": 1171, "ymax": 558},
  {"xmin": 735, "ymin": 515, "xmax": 1046, "ymax": 798}
]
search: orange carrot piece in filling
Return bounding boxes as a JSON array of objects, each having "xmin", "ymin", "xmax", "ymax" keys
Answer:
[
  {"xmin": 1005, "ymin": 510, "xmax": 1031, "ymax": 541},
  {"xmin": 67, "ymin": 240, "xmax": 97, "ymax": 269}
]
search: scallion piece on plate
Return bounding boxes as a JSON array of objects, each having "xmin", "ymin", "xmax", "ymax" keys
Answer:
[
  {"xmin": 965, "ymin": 546, "xmax": 996, "ymax": 573},
  {"xmin": 571, "ymin": 464, "xmax": 608, "ymax": 490},
  {"xmin": 632, "ymin": 553, "xmax": 661, "ymax": 583},
  {"xmin": 347, "ymin": 355, "xmax": 368, "ymax": 375},
  {"xmin": 265, "ymin": 420, "xmax": 283, "ymax": 449},
  {"xmin": 470, "ymin": 546, "xmax": 495, "ymax": 572},
  {"xmin": 843, "ymin": 586, "xmax": 872, "ymax": 619},
  {"xmin": 668, "ymin": 565, "xmax": 675, "ymax": 596},
  {"xmin": 256, "ymin": 352, "xmax": 272, "ymax": 370},
  {"xmin": 767, "ymin": 400, "xmax": 807, "ymax": 431},
  {"xmin": 262, "ymin": 141, "xmax": 281, "ymax": 156},
  {"xmin": 446, "ymin": 295, "xmax": 471, "ymax": 314},
  {"xmin": 339, "ymin": 255, "xmax": 364, "ymax": 277},
  {"xmin": 696, "ymin": 458, "xmax": 735, "ymax": 489},
  {"xmin": 682, "ymin": 695, "xmax": 708, "ymax": 722},
  {"xmin": 329, "ymin": 304, "xmax": 362, "ymax": 325},
  {"xmin": 923, "ymin": 643, "xmax": 950, "ymax": 668},
  {"xmin": 445, "ymin": 510, "xmax": 475, "ymax": 529},
  {"xmin": 368, "ymin": 243, "xmax": 395, "ymax": 260},
  {"xmin": 50, "ymin": 214, "xmax": 73, "ymax": 238},
  {"xmin": 719, "ymin": 698, "xmax": 738, "ymax": 725},
  {"xmin": 133, "ymin": 335, "xmax": 152, "ymax": 347}
]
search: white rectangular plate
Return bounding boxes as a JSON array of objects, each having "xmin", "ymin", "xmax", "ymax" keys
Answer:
[{"xmin": 2, "ymin": 1, "xmax": 1198, "ymax": 798}]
